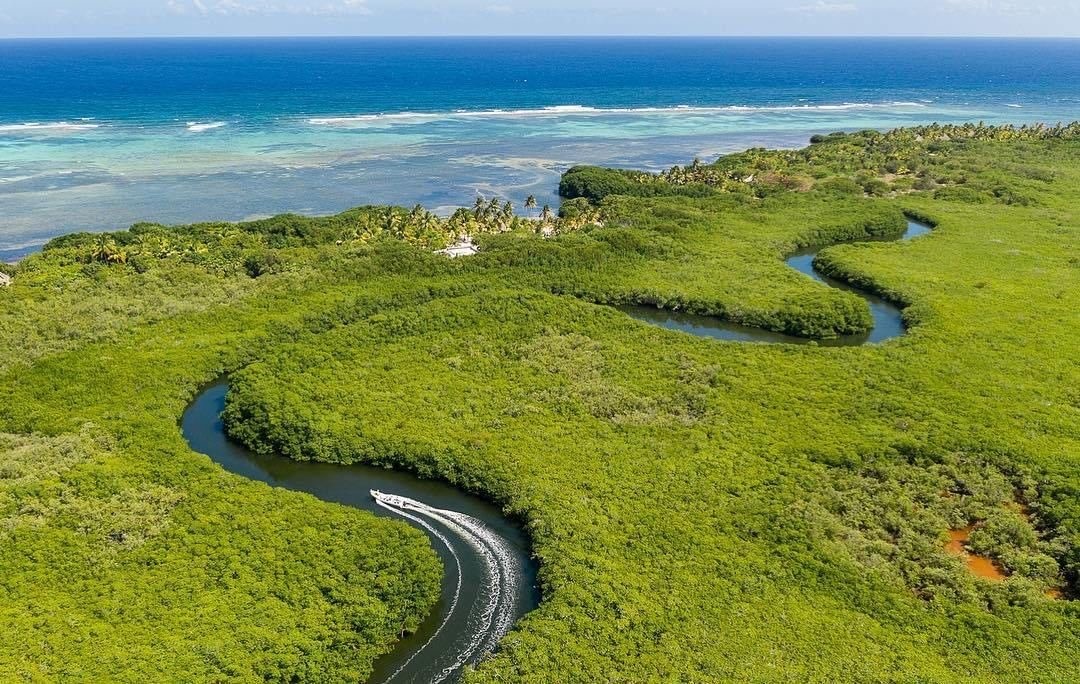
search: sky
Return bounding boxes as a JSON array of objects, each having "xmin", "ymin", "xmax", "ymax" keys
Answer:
[{"xmin": 0, "ymin": 0, "xmax": 1078, "ymax": 38}]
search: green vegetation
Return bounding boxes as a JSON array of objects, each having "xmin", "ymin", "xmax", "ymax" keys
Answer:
[
  {"xmin": 26, "ymin": 200, "xmax": 600, "ymax": 300},
  {"xmin": 2, "ymin": 124, "xmax": 1079, "ymax": 681},
  {"xmin": 562, "ymin": 122, "xmax": 1080, "ymax": 204}
]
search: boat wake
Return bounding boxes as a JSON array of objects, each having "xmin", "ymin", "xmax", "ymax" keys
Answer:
[{"xmin": 372, "ymin": 490, "xmax": 521, "ymax": 684}]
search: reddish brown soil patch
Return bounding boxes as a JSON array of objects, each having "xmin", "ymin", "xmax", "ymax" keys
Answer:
[{"xmin": 946, "ymin": 527, "xmax": 1007, "ymax": 581}]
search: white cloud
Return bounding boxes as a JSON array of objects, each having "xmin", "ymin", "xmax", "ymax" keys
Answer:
[
  {"xmin": 166, "ymin": 0, "xmax": 210, "ymax": 15},
  {"xmin": 790, "ymin": 1, "xmax": 858, "ymax": 13},
  {"xmin": 942, "ymin": 0, "xmax": 1076, "ymax": 13},
  {"xmin": 166, "ymin": 0, "xmax": 371, "ymax": 17},
  {"xmin": 943, "ymin": 0, "xmax": 991, "ymax": 9}
]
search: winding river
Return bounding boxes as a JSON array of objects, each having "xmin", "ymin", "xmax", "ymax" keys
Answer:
[
  {"xmin": 620, "ymin": 218, "xmax": 931, "ymax": 345},
  {"xmin": 181, "ymin": 382, "xmax": 541, "ymax": 684},
  {"xmin": 180, "ymin": 217, "xmax": 929, "ymax": 683}
]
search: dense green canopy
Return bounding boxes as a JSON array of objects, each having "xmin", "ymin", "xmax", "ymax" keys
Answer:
[{"xmin": 1, "ymin": 124, "xmax": 1078, "ymax": 681}]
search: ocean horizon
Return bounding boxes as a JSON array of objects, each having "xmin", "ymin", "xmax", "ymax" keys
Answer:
[{"xmin": 2, "ymin": 36, "xmax": 1079, "ymax": 258}]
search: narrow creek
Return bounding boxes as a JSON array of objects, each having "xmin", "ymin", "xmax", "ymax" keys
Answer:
[
  {"xmin": 180, "ymin": 218, "xmax": 931, "ymax": 683},
  {"xmin": 619, "ymin": 218, "xmax": 931, "ymax": 345}
]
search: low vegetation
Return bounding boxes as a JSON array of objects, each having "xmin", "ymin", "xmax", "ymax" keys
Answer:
[
  {"xmin": 561, "ymin": 121, "xmax": 1080, "ymax": 204},
  {"xmin": 1, "ymin": 124, "xmax": 1078, "ymax": 681}
]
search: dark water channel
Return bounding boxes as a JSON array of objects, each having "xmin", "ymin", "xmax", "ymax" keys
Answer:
[
  {"xmin": 179, "ymin": 219, "xmax": 929, "ymax": 682},
  {"xmin": 620, "ymin": 219, "xmax": 931, "ymax": 346},
  {"xmin": 181, "ymin": 381, "xmax": 541, "ymax": 684}
]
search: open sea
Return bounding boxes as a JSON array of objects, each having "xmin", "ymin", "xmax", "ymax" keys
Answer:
[{"xmin": 2, "ymin": 37, "xmax": 1079, "ymax": 258}]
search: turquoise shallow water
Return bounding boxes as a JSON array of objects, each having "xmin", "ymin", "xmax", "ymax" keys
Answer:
[{"xmin": 2, "ymin": 37, "xmax": 1078, "ymax": 256}]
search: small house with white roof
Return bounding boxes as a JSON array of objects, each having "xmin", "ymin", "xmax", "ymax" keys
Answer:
[{"xmin": 436, "ymin": 237, "xmax": 479, "ymax": 258}]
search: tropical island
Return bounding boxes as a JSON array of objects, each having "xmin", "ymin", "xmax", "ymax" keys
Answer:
[{"xmin": 1, "ymin": 123, "xmax": 1079, "ymax": 682}]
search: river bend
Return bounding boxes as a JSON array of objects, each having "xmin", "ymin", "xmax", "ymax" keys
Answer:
[
  {"xmin": 180, "ymin": 218, "xmax": 930, "ymax": 683},
  {"xmin": 181, "ymin": 382, "xmax": 540, "ymax": 684},
  {"xmin": 620, "ymin": 219, "xmax": 931, "ymax": 345}
]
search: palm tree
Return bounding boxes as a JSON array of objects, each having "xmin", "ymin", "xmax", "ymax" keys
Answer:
[
  {"xmin": 473, "ymin": 196, "xmax": 486, "ymax": 220},
  {"xmin": 423, "ymin": 212, "xmax": 443, "ymax": 245},
  {"xmin": 448, "ymin": 208, "xmax": 471, "ymax": 241},
  {"xmin": 540, "ymin": 205, "xmax": 553, "ymax": 224},
  {"xmin": 524, "ymin": 195, "xmax": 537, "ymax": 218},
  {"xmin": 502, "ymin": 201, "xmax": 514, "ymax": 231},
  {"xmin": 90, "ymin": 235, "xmax": 124, "ymax": 265},
  {"xmin": 382, "ymin": 207, "xmax": 402, "ymax": 238}
]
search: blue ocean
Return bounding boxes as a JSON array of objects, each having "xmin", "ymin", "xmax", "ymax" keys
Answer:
[{"xmin": 2, "ymin": 37, "xmax": 1079, "ymax": 257}]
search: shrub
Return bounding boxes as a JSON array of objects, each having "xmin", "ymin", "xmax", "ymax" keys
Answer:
[
  {"xmin": 914, "ymin": 176, "xmax": 938, "ymax": 191},
  {"xmin": 558, "ymin": 197, "xmax": 596, "ymax": 222},
  {"xmin": 559, "ymin": 166, "xmax": 641, "ymax": 201},
  {"xmin": 243, "ymin": 250, "xmax": 285, "ymax": 278},
  {"xmin": 128, "ymin": 255, "xmax": 152, "ymax": 274},
  {"xmin": 862, "ymin": 178, "xmax": 892, "ymax": 196},
  {"xmin": 934, "ymin": 186, "xmax": 990, "ymax": 204},
  {"xmin": 816, "ymin": 177, "xmax": 864, "ymax": 196}
]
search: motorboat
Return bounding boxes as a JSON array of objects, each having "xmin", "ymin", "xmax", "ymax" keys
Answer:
[{"xmin": 371, "ymin": 489, "xmax": 410, "ymax": 509}]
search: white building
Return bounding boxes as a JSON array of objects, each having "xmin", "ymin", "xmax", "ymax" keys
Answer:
[
  {"xmin": 0, "ymin": 272, "xmax": 11, "ymax": 287},
  {"xmin": 436, "ymin": 236, "xmax": 479, "ymax": 258}
]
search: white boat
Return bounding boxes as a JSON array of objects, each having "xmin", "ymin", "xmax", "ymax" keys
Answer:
[{"xmin": 371, "ymin": 489, "xmax": 411, "ymax": 509}]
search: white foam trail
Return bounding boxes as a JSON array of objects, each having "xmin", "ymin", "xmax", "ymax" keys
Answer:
[
  {"xmin": 186, "ymin": 121, "xmax": 227, "ymax": 132},
  {"xmin": 0, "ymin": 121, "xmax": 100, "ymax": 133},
  {"xmin": 374, "ymin": 492, "xmax": 521, "ymax": 684},
  {"xmin": 374, "ymin": 499, "xmax": 466, "ymax": 684},
  {"xmin": 307, "ymin": 101, "xmax": 929, "ymax": 126}
]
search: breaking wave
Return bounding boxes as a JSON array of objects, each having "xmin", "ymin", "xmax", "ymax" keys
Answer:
[
  {"xmin": 0, "ymin": 121, "xmax": 100, "ymax": 134},
  {"xmin": 307, "ymin": 102, "xmax": 929, "ymax": 126},
  {"xmin": 186, "ymin": 121, "xmax": 228, "ymax": 132}
]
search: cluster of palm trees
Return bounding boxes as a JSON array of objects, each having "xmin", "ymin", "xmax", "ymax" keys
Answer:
[
  {"xmin": 797, "ymin": 122, "xmax": 1080, "ymax": 176},
  {"xmin": 644, "ymin": 157, "xmax": 746, "ymax": 189},
  {"xmin": 905, "ymin": 121, "xmax": 1080, "ymax": 142},
  {"xmin": 350, "ymin": 205, "xmax": 449, "ymax": 246},
  {"xmin": 88, "ymin": 231, "xmax": 221, "ymax": 268},
  {"xmin": 522, "ymin": 194, "xmax": 556, "ymax": 223},
  {"xmin": 350, "ymin": 194, "xmax": 578, "ymax": 250},
  {"xmin": 461, "ymin": 195, "xmax": 556, "ymax": 228},
  {"xmin": 78, "ymin": 192, "xmax": 600, "ymax": 271}
]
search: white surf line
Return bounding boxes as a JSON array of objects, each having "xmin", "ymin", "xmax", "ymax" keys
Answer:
[
  {"xmin": 306, "ymin": 101, "xmax": 932, "ymax": 125},
  {"xmin": 374, "ymin": 493, "xmax": 521, "ymax": 683}
]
